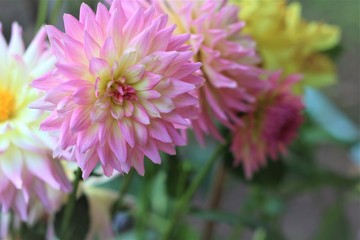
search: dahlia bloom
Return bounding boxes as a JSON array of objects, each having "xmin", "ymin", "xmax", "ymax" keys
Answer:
[
  {"xmin": 231, "ymin": 72, "xmax": 304, "ymax": 178},
  {"xmin": 0, "ymin": 23, "xmax": 71, "ymax": 221},
  {"xmin": 231, "ymin": 0, "xmax": 341, "ymax": 93},
  {"xmin": 127, "ymin": 0, "xmax": 266, "ymax": 143},
  {"xmin": 32, "ymin": 1, "xmax": 203, "ymax": 178}
]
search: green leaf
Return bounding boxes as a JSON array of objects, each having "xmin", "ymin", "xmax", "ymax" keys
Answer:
[
  {"xmin": 315, "ymin": 203, "xmax": 352, "ymax": 240},
  {"xmin": 320, "ymin": 44, "xmax": 343, "ymax": 60},
  {"xmin": 165, "ymin": 155, "xmax": 192, "ymax": 198},
  {"xmin": 20, "ymin": 219, "xmax": 48, "ymax": 239},
  {"xmin": 54, "ymin": 195, "xmax": 90, "ymax": 240},
  {"xmin": 304, "ymin": 88, "xmax": 359, "ymax": 144}
]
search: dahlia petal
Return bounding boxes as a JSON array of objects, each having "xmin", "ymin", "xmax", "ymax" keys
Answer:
[
  {"xmin": 174, "ymin": 94, "xmax": 198, "ymax": 108},
  {"xmin": 89, "ymin": 57, "xmax": 111, "ymax": 78},
  {"xmin": 109, "ymin": 0, "xmax": 127, "ymax": 22},
  {"xmin": 73, "ymin": 86, "xmax": 94, "ymax": 105},
  {"xmin": 109, "ymin": 123, "xmax": 127, "ymax": 163},
  {"xmin": 0, "ymin": 211, "xmax": 10, "ymax": 239},
  {"xmin": 77, "ymin": 125, "xmax": 98, "ymax": 154},
  {"xmin": 96, "ymin": 3, "xmax": 111, "ymax": 28},
  {"xmin": 79, "ymin": 3, "xmax": 95, "ymax": 24},
  {"xmin": 0, "ymin": 148, "xmax": 23, "ymax": 188},
  {"xmin": 140, "ymin": 100, "xmax": 160, "ymax": 118},
  {"xmin": 138, "ymin": 90, "xmax": 161, "ymax": 100},
  {"xmin": 101, "ymin": 37, "xmax": 117, "ymax": 63},
  {"xmin": 132, "ymin": 73, "xmax": 161, "ymax": 90},
  {"xmin": 156, "ymin": 142, "xmax": 176, "ymax": 155},
  {"xmin": 149, "ymin": 120, "xmax": 172, "ymax": 143},
  {"xmin": 82, "ymin": 150, "xmax": 99, "ymax": 179},
  {"xmin": 84, "ymin": 31, "xmax": 101, "ymax": 60},
  {"xmin": 123, "ymin": 7, "xmax": 145, "ymax": 43},
  {"xmin": 111, "ymin": 104, "xmax": 125, "ymax": 119},
  {"xmin": 171, "ymin": 62, "xmax": 201, "ymax": 79},
  {"xmin": 106, "ymin": 9, "xmax": 124, "ymax": 50},
  {"xmin": 0, "ymin": 140, "xmax": 10, "ymax": 153},
  {"xmin": 119, "ymin": 119, "xmax": 135, "ymax": 147},
  {"xmin": 166, "ymin": 125, "xmax": 186, "ymax": 146},
  {"xmin": 0, "ymin": 186, "xmax": 15, "ymax": 212},
  {"xmin": 46, "ymin": 26, "xmax": 66, "ymax": 61},
  {"xmin": 133, "ymin": 103, "xmax": 150, "ymax": 125},
  {"xmin": 150, "ymin": 25, "xmax": 176, "ymax": 52},
  {"xmin": 161, "ymin": 112, "xmax": 189, "ymax": 126},
  {"xmin": 84, "ymin": 11, "xmax": 104, "ymax": 44},
  {"xmin": 125, "ymin": 64, "xmax": 145, "ymax": 84},
  {"xmin": 70, "ymin": 107, "xmax": 91, "ymax": 132},
  {"xmin": 131, "ymin": 150, "xmax": 145, "ymax": 175},
  {"xmin": 124, "ymin": 101, "xmax": 135, "ymax": 117},
  {"xmin": 133, "ymin": 121, "xmax": 148, "ymax": 146},
  {"xmin": 25, "ymin": 152, "xmax": 62, "ymax": 190},
  {"xmin": 114, "ymin": 48, "xmax": 138, "ymax": 76},
  {"xmin": 142, "ymin": 141, "xmax": 161, "ymax": 164},
  {"xmin": 63, "ymin": 14, "xmax": 84, "ymax": 42},
  {"xmin": 152, "ymin": 97, "xmax": 175, "ymax": 113},
  {"xmin": 9, "ymin": 22, "xmax": 24, "ymax": 55},
  {"xmin": 128, "ymin": 26, "xmax": 151, "ymax": 57},
  {"xmin": 33, "ymin": 181, "xmax": 51, "ymax": 210},
  {"xmin": 168, "ymin": 80, "xmax": 196, "ymax": 96},
  {"xmin": 14, "ymin": 193, "xmax": 28, "ymax": 220},
  {"xmin": 168, "ymin": 33, "xmax": 190, "ymax": 50},
  {"xmin": 60, "ymin": 120, "xmax": 74, "ymax": 149},
  {"xmin": 204, "ymin": 86, "xmax": 227, "ymax": 121},
  {"xmin": 99, "ymin": 120, "xmax": 112, "ymax": 146},
  {"xmin": 56, "ymin": 63, "xmax": 88, "ymax": 80}
]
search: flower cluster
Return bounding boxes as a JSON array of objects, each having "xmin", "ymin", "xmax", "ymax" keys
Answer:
[{"xmin": 0, "ymin": 0, "xmax": 340, "ymax": 238}]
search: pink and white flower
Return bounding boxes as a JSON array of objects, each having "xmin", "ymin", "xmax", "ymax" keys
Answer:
[
  {"xmin": 0, "ymin": 22, "xmax": 71, "ymax": 222},
  {"xmin": 231, "ymin": 72, "xmax": 304, "ymax": 178},
  {"xmin": 32, "ymin": 1, "xmax": 203, "ymax": 178}
]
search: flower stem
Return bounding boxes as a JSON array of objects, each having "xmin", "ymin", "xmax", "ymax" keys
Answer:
[
  {"xmin": 201, "ymin": 162, "xmax": 227, "ymax": 240},
  {"xmin": 115, "ymin": 170, "xmax": 134, "ymax": 210},
  {"xmin": 60, "ymin": 167, "xmax": 82, "ymax": 239},
  {"xmin": 161, "ymin": 143, "xmax": 228, "ymax": 240},
  {"xmin": 35, "ymin": 0, "xmax": 48, "ymax": 31}
]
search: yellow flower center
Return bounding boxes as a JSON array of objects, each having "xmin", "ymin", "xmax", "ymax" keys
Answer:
[{"xmin": 0, "ymin": 87, "xmax": 15, "ymax": 122}]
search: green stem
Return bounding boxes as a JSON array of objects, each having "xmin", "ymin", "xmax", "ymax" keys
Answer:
[
  {"xmin": 50, "ymin": 0, "xmax": 63, "ymax": 25},
  {"xmin": 60, "ymin": 167, "xmax": 82, "ymax": 239},
  {"xmin": 115, "ymin": 170, "xmax": 134, "ymax": 210},
  {"xmin": 161, "ymin": 143, "xmax": 228, "ymax": 240},
  {"xmin": 35, "ymin": 0, "xmax": 48, "ymax": 31}
]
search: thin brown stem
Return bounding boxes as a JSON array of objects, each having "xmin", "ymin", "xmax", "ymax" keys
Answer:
[{"xmin": 201, "ymin": 162, "xmax": 227, "ymax": 240}]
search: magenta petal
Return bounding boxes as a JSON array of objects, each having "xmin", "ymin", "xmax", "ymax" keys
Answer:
[{"xmin": 142, "ymin": 141, "xmax": 161, "ymax": 164}]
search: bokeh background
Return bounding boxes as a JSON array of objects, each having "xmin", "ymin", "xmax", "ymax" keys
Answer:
[{"xmin": 0, "ymin": 0, "xmax": 358, "ymax": 239}]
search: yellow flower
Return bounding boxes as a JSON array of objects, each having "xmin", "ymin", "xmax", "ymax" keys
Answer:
[{"xmin": 231, "ymin": 0, "xmax": 341, "ymax": 93}]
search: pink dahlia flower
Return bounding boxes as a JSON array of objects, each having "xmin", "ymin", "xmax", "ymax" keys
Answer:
[
  {"xmin": 127, "ymin": 0, "xmax": 267, "ymax": 143},
  {"xmin": 231, "ymin": 72, "xmax": 304, "ymax": 178},
  {"xmin": 32, "ymin": 1, "xmax": 203, "ymax": 178},
  {"xmin": 0, "ymin": 23, "xmax": 71, "ymax": 221}
]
